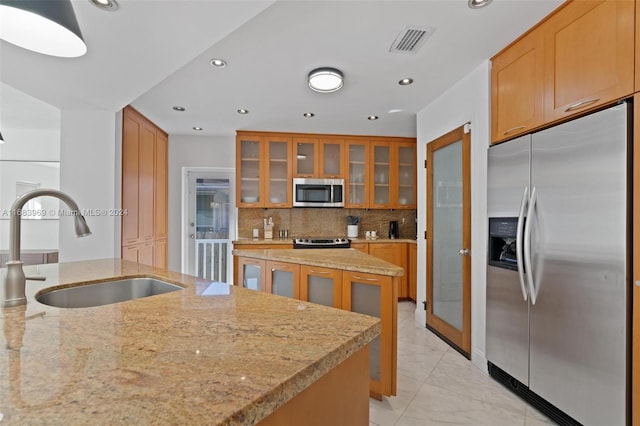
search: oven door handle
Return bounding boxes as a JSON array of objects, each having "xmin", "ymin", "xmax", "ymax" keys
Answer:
[
  {"xmin": 516, "ymin": 186, "xmax": 529, "ymax": 302},
  {"xmin": 524, "ymin": 186, "xmax": 537, "ymax": 305}
]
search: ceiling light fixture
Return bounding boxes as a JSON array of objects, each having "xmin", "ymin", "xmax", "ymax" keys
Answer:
[
  {"xmin": 468, "ymin": 0, "xmax": 492, "ymax": 8},
  {"xmin": 237, "ymin": 109, "xmax": 249, "ymax": 115},
  {"xmin": 399, "ymin": 78, "xmax": 414, "ymax": 86},
  {"xmin": 173, "ymin": 106, "xmax": 186, "ymax": 112},
  {"xmin": 210, "ymin": 58, "xmax": 227, "ymax": 68},
  {"xmin": 193, "ymin": 126, "xmax": 203, "ymax": 131},
  {"xmin": 303, "ymin": 112, "xmax": 315, "ymax": 118},
  {"xmin": 0, "ymin": 0, "xmax": 87, "ymax": 57},
  {"xmin": 90, "ymin": 0, "xmax": 119, "ymax": 11},
  {"xmin": 308, "ymin": 67, "xmax": 344, "ymax": 93},
  {"xmin": 368, "ymin": 115, "xmax": 379, "ymax": 121}
]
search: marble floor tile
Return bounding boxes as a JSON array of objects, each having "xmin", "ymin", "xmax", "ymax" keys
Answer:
[{"xmin": 370, "ymin": 301, "xmax": 552, "ymax": 426}]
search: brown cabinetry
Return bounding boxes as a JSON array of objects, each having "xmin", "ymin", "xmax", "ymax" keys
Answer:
[
  {"xmin": 300, "ymin": 265, "xmax": 342, "ymax": 308},
  {"xmin": 266, "ymin": 261, "xmax": 300, "ymax": 299},
  {"xmin": 121, "ymin": 106, "xmax": 168, "ymax": 269},
  {"xmin": 491, "ymin": 0, "xmax": 635, "ymax": 143},
  {"xmin": 369, "ymin": 139, "xmax": 417, "ymax": 209},
  {"xmin": 491, "ymin": 30, "xmax": 544, "ymax": 143},
  {"xmin": 542, "ymin": 0, "xmax": 634, "ymax": 123},
  {"xmin": 345, "ymin": 139, "xmax": 370, "ymax": 208},
  {"xmin": 369, "ymin": 242, "xmax": 408, "ymax": 298}
]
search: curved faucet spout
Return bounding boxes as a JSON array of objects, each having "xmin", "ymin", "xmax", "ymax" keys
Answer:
[{"xmin": 3, "ymin": 189, "xmax": 92, "ymax": 308}]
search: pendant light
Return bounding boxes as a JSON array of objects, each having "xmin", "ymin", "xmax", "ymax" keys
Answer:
[{"xmin": 0, "ymin": 0, "xmax": 87, "ymax": 57}]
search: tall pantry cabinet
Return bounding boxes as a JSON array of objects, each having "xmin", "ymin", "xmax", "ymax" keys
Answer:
[{"xmin": 121, "ymin": 106, "xmax": 168, "ymax": 268}]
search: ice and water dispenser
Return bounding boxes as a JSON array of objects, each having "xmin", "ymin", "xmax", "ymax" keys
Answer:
[{"xmin": 488, "ymin": 217, "xmax": 519, "ymax": 271}]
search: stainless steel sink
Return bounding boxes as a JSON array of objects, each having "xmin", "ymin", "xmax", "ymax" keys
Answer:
[{"xmin": 36, "ymin": 278, "xmax": 183, "ymax": 308}]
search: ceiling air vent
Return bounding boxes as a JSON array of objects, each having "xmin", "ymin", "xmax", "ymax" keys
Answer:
[{"xmin": 389, "ymin": 26, "xmax": 434, "ymax": 54}]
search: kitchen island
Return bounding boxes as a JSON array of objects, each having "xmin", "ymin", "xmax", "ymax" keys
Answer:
[
  {"xmin": 0, "ymin": 259, "xmax": 380, "ymax": 425},
  {"xmin": 233, "ymin": 248, "xmax": 402, "ymax": 399}
]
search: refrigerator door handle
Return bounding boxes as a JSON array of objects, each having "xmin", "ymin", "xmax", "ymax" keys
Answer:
[
  {"xmin": 524, "ymin": 186, "xmax": 538, "ymax": 305},
  {"xmin": 516, "ymin": 186, "xmax": 529, "ymax": 302}
]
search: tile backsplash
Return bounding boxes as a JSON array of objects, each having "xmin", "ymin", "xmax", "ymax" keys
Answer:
[{"xmin": 238, "ymin": 208, "xmax": 417, "ymax": 240}]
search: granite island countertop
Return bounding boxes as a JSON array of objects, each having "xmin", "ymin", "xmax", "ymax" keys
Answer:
[
  {"xmin": 0, "ymin": 259, "xmax": 380, "ymax": 425},
  {"xmin": 232, "ymin": 248, "xmax": 404, "ymax": 277}
]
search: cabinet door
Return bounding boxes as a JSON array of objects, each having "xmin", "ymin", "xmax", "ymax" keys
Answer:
[
  {"xmin": 154, "ymin": 239, "xmax": 167, "ymax": 269},
  {"xmin": 342, "ymin": 271, "xmax": 396, "ymax": 398},
  {"xmin": 122, "ymin": 245, "xmax": 140, "ymax": 263},
  {"xmin": 370, "ymin": 142, "xmax": 392, "ymax": 209},
  {"xmin": 491, "ymin": 29, "xmax": 544, "ymax": 143},
  {"xmin": 154, "ymin": 131, "xmax": 168, "ymax": 239},
  {"xmin": 139, "ymin": 242, "xmax": 155, "ymax": 266},
  {"xmin": 237, "ymin": 257, "xmax": 266, "ymax": 291},
  {"xmin": 139, "ymin": 123, "xmax": 156, "ymax": 242},
  {"xmin": 345, "ymin": 140, "xmax": 369, "ymax": 208},
  {"xmin": 542, "ymin": 0, "xmax": 634, "ymax": 123},
  {"xmin": 266, "ymin": 261, "xmax": 300, "ymax": 299},
  {"xmin": 395, "ymin": 143, "xmax": 416, "ymax": 208},
  {"xmin": 300, "ymin": 265, "xmax": 342, "ymax": 308},
  {"xmin": 236, "ymin": 135, "xmax": 264, "ymax": 207},
  {"xmin": 319, "ymin": 139, "xmax": 343, "ymax": 178},
  {"xmin": 636, "ymin": 0, "xmax": 640, "ymax": 93},
  {"xmin": 293, "ymin": 137, "xmax": 318, "ymax": 177},
  {"xmin": 122, "ymin": 112, "xmax": 141, "ymax": 246},
  {"xmin": 266, "ymin": 137, "xmax": 292, "ymax": 207},
  {"xmin": 409, "ymin": 243, "xmax": 417, "ymax": 301},
  {"xmin": 369, "ymin": 243, "xmax": 407, "ymax": 299},
  {"xmin": 350, "ymin": 243, "xmax": 369, "ymax": 254}
]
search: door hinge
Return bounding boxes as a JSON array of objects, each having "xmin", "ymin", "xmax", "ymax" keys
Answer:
[
  {"xmin": 464, "ymin": 122, "xmax": 471, "ymax": 134},
  {"xmin": 422, "ymin": 300, "xmax": 428, "ymax": 310},
  {"xmin": 424, "ymin": 230, "xmax": 427, "ymax": 240}
]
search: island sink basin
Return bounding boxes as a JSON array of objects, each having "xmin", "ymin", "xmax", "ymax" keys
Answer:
[{"xmin": 36, "ymin": 277, "xmax": 183, "ymax": 308}]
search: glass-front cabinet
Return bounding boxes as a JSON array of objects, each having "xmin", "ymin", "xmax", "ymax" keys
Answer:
[
  {"xmin": 293, "ymin": 137, "xmax": 318, "ymax": 177},
  {"xmin": 266, "ymin": 137, "xmax": 292, "ymax": 207},
  {"xmin": 370, "ymin": 142, "xmax": 391, "ymax": 209},
  {"xmin": 236, "ymin": 135, "xmax": 263, "ymax": 207},
  {"xmin": 300, "ymin": 265, "xmax": 342, "ymax": 308},
  {"xmin": 266, "ymin": 261, "xmax": 300, "ymax": 298},
  {"xmin": 319, "ymin": 139, "xmax": 343, "ymax": 178},
  {"xmin": 237, "ymin": 257, "xmax": 266, "ymax": 291},
  {"xmin": 345, "ymin": 140, "xmax": 369, "ymax": 208},
  {"xmin": 342, "ymin": 270, "xmax": 396, "ymax": 398},
  {"xmin": 395, "ymin": 143, "xmax": 417, "ymax": 209}
]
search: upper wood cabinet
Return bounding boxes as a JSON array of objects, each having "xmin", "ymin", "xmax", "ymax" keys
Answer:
[
  {"xmin": 636, "ymin": 0, "xmax": 640, "ymax": 92},
  {"xmin": 236, "ymin": 133, "xmax": 293, "ymax": 208},
  {"xmin": 542, "ymin": 0, "xmax": 634, "ymax": 123},
  {"xmin": 491, "ymin": 0, "xmax": 635, "ymax": 143},
  {"xmin": 121, "ymin": 106, "xmax": 168, "ymax": 268},
  {"xmin": 345, "ymin": 139, "xmax": 370, "ymax": 208},
  {"xmin": 292, "ymin": 137, "xmax": 318, "ymax": 177},
  {"xmin": 491, "ymin": 30, "xmax": 544, "ymax": 144},
  {"xmin": 369, "ymin": 139, "xmax": 417, "ymax": 209}
]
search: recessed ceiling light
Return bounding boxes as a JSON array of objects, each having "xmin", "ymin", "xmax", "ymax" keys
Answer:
[
  {"xmin": 468, "ymin": 0, "xmax": 492, "ymax": 8},
  {"xmin": 172, "ymin": 106, "xmax": 186, "ymax": 112},
  {"xmin": 368, "ymin": 115, "xmax": 379, "ymax": 121},
  {"xmin": 193, "ymin": 126, "xmax": 203, "ymax": 131},
  {"xmin": 303, "ymin": 112, "xmax": 315, "ymax": 118},
  {"xmin": 399, "ymin": 78, "xmax": 414, "ymax": 86},
  {"xmin": 90, "ymin": 0, "xmax": 119, "ymax": 10},
  {"xmin": 210, "ymin": 58, "xmax": 227, "ymax": 68},
  {"xmin": 237, "ymin": 109, "xmax": 249, "ymax": 115},
  {"xmin": 308, "ymin": 67, "xmax": 344, "ymax": 93}
]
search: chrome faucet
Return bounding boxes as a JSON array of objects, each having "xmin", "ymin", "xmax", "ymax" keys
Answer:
[{"xmin": 2, "ymin": 189, "xmax": 92, "ymax": 308}]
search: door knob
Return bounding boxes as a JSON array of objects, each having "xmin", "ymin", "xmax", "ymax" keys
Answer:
[
  {"xmin": 190, "ymin": 234, "xmax": 195, "ymax": 239},
  {"xmin": 458, "ymin": 248, "xmax": 471, "ymax": 256}
]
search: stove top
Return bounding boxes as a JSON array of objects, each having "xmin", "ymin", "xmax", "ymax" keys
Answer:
[{"xmin": 293, "ymin": 237, "xmax": 351, "ymax": 249}]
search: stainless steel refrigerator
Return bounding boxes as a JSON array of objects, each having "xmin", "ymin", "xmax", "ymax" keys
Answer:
[{"xmin": 486, "ymin": 103, "xmax": 629, "ymax": 425}]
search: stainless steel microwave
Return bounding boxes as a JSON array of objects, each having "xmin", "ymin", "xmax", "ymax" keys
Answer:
[{"xmin": 293, "ymin": 178, "xmax": 344, "ymax": 207}]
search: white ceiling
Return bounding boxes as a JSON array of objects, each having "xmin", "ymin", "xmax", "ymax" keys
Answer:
[{"xmin": 0, "ymin": 0, "xmax": 562, "ymax": 139}]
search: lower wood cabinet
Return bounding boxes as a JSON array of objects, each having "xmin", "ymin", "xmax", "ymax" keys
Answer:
[
  {"xmin": 369, "ymin": 242, "xmax": 408, "ymax": 299},
  {"xmin": 122, "ymin": 240, "xmax": 166, "ymax": 269},
  {"xmin": 266, "ymin": 261, "xmax": 300, "ymax": 299},
  {"xmin": 234, "ymin": 254, "xmax": 398, "ymax": 399},
  {"xmin": 350, "ymin": 242, "xmax": 369, "ymax": 253},
  {"xmin": 300, "ymin": 265, "xmax": 342, "ymax": 308},
  {"xmin": 232, "ymin": 243, "xmax": 291, "ymax": 284}
]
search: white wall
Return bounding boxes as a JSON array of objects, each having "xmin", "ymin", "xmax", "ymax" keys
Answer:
[
  {"xmin": 416, "ymin": 61, "xmax": 490, "ymax": 372},
  {"xmin": 167, "ymin": 134, "xmax": 235, "ymax": 272},
  {"xmin": 59, "ymin": 110, "xmax": 119, "ymax": 262}
]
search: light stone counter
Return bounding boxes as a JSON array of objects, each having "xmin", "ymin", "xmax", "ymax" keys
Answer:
[
  {"xmin": 0, "ymin": 259, "xmax": 380, "ymax": 425},
  {"xmin": 232, "ymin": 248, "xmax": 404, "ymax": 277}
]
